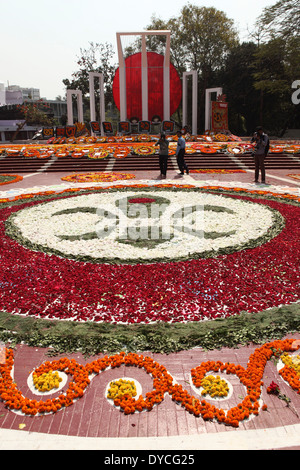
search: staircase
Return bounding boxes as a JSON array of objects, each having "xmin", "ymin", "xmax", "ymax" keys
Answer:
[{"xmin": 1, "ymin": 151, "xmax": 300, "ymax": 173}]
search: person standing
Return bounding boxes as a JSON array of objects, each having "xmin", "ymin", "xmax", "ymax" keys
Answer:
[
  {"xmin": 251, "ymin": 126, "xmax": 269, "ymax": 184},
  {"xmin": 155, "ymin": 132, "xmax": 169, "ymax": 179},
  {"xmin": 176, "ymin": 131, "xmax": 189, "ymax": 175}
]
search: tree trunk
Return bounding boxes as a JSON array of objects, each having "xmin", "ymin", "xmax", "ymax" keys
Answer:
[
  {"xmin": 11, "ymin": 121, "xmax": 26, "ymax": 142},
  {"xmin": 260, "ymin": 89, "xmax": 264, "ymax": 127}
]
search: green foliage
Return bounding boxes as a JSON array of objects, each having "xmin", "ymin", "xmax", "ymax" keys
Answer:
[
  {"xmin": 257, "ymin": 0, "xmax": 300, "ymax": 39},
  {"xmin": 17, "ymin": 101, "xmax": 54, "ymax": 126},
  {"xmin": 0, "ymin": 304, "xmax": 299, "ymax": 357},
  {"xmin": 62, "ymin": 41, "xmax": 117, "ymax": 118}
]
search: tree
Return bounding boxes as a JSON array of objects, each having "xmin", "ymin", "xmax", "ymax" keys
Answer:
[
  {"xmin": 257, "ymin": 0, "xmax": 300, "ymax": 39},
  {"xmin": 217, "ymin": 42, "xmax": 261, "ymax": 135},
  {"xmin": 63, "ymin": 42, "xmax": 117, "ymax": 121},
  {"xmin": 251, "ymin": 34, "xmax": 300, "ymax": 134},
  {"xmin": 10, "ymin": 101, "xmax": 54, "ymax": 142}
]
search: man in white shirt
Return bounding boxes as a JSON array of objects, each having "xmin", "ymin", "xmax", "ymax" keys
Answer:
[{"xmin": 176, "ymin": 131, "xmax": 189, "ymax": 175}]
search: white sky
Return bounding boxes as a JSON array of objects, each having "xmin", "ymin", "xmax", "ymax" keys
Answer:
[{"xmin": 0, "ymin": 0, "xmax": 274, "ymax": 100}]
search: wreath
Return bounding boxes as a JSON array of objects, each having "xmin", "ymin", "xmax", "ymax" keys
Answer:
[
  {"xmin": 214, "ymin": 134, "xmax": 230, "ymax": 142},
  {"xmin": 134, "ymin": 145, "xmax": 156, "ymax": 155},
  {"xmin": 226, "ymin": 145, "xmax": 245, "ymax": 155},
  {"xmin": 113, "ymin": 146, "xmax": 132, "ymax": 159},
  {"xmin": 88, "ymin": 149, "xmax": 111, "ymax": 159},
  {"xmin": 137, "ymin": 134, "xmax": 151, "ymax": 142}
]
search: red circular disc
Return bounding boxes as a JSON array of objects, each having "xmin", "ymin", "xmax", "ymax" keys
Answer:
[{"xmin": 112, "ymin": 52, "xmax": 182, "ymax": 121}]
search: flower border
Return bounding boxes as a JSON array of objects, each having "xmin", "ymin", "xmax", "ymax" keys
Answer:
[
  {"xmin": 0, "ymin": 174, "xmax": 23, "ymax": 185},
  {"xmin": 1, "ymin": 338, "xmax": 299, "ymax": 427}
]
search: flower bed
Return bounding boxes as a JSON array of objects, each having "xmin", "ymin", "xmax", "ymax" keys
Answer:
[
  {"xmin": 60, "ymin": 172, "xmax": 136, "ymax": 183},
  {"xmin": 0, "ymin": 175, "xmax": 23, "ymax": 185},
  {"xmin": 0, "ymin": 185, "xmax": 299, "ymax": 324}
]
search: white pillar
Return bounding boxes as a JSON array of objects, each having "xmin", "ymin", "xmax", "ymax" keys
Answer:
[
  {"xmin": 205, "ymin": 87, "xmax": 222, "ymax": 130},
  {"xmin": 163, "ymin": 32, "xmax": 171, "ymax": 121},
  {"xmin": 67, "ymin": 89, "xmax": 83, "ymax": 125},
  {"xmin": 116, "ymin": 31, "xmax": 171, "ymax": 122},
  {"xmin": 183, "ymin": 71, "xmax": 198, "ymax": 135},
  {"xmin": 89, "ymin": 72, "xmax": 105, "ymax": 135},
  {"xmin": 116, "ymin": 33, "xmax": 127, "ymax": 121},
  {"xmin": 141, "ymin": 35, "xmax": 148, "ymax": 121}
]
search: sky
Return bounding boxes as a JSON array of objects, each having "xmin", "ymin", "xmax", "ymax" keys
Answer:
[{"xmin": 0, "ymin": 0, "xmax": 275, "ymax": 100}]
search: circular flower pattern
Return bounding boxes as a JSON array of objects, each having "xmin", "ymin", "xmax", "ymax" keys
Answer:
[
  {"xmin": 106, "ymin": 377, "xmax": 143, "ymax": 410},
  {"xmin": 0, "ymin": 186, "xmax": 299, "ymax": 324},
  {"xmin": 7, "ymin": 190, "xmax": 282, "ymax": 264},
  {"xmin": 28, "ymin": 370, "xmax": 68, "ymax": 396}
]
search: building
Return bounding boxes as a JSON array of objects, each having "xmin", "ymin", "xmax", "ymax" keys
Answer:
[
  {"xmin": 6, "ymin": 85, "xmax": 40, "ymax": 101},
  {"xmin": 0, "ymin": 83, "xmax": 68, "ymax": 141}
]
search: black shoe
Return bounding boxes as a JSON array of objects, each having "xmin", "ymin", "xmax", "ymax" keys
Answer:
[
  {"xmin": 179, "ymin": 172, "xmax": 184, "ymax": 176},
  {"xmin": 186, "ymin": 169, "xmax": 189, "ymax": 175}
]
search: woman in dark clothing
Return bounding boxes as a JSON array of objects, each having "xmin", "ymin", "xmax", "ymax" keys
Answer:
[{"xmin": 155, "ymin": 133, "xmax": 169, "ymax": 179}]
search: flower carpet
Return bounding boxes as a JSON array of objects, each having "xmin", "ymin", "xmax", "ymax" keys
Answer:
[
  {"xmin": 0, "ymin": 182, "xmax": 299, "ymax": 323},
  {"xmin": 0, "ymin": 177, "xmax": 300, "ymax": 444}
]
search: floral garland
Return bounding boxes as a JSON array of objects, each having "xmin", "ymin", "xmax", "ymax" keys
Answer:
[
  {"xmin": 60, "ymin": 172, "xmax": 136, "ymax": 183},
  {"xmin": 0, "ymin": 174, "xmax": 23, "ymax": 185},
  {"xmin": 1, "ymin": 141, "xmax": 299, "ymax": 159},
  {"xmin": 0, "ymin": 185, "xmax": 299, "ymax": 324},
  {"xmin": 0, "ymin": 338, "xmax": 299, "ymax": 426}
]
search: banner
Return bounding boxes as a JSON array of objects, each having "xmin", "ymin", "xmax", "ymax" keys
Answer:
[{"xmin": 211, "ymin": 101, "xmax": 228, "ymax": 131}]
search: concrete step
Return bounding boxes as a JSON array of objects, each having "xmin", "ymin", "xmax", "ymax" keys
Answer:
[{"xmin": 1, "ymin": 152, "xmax": 300, "ymax": 173}]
